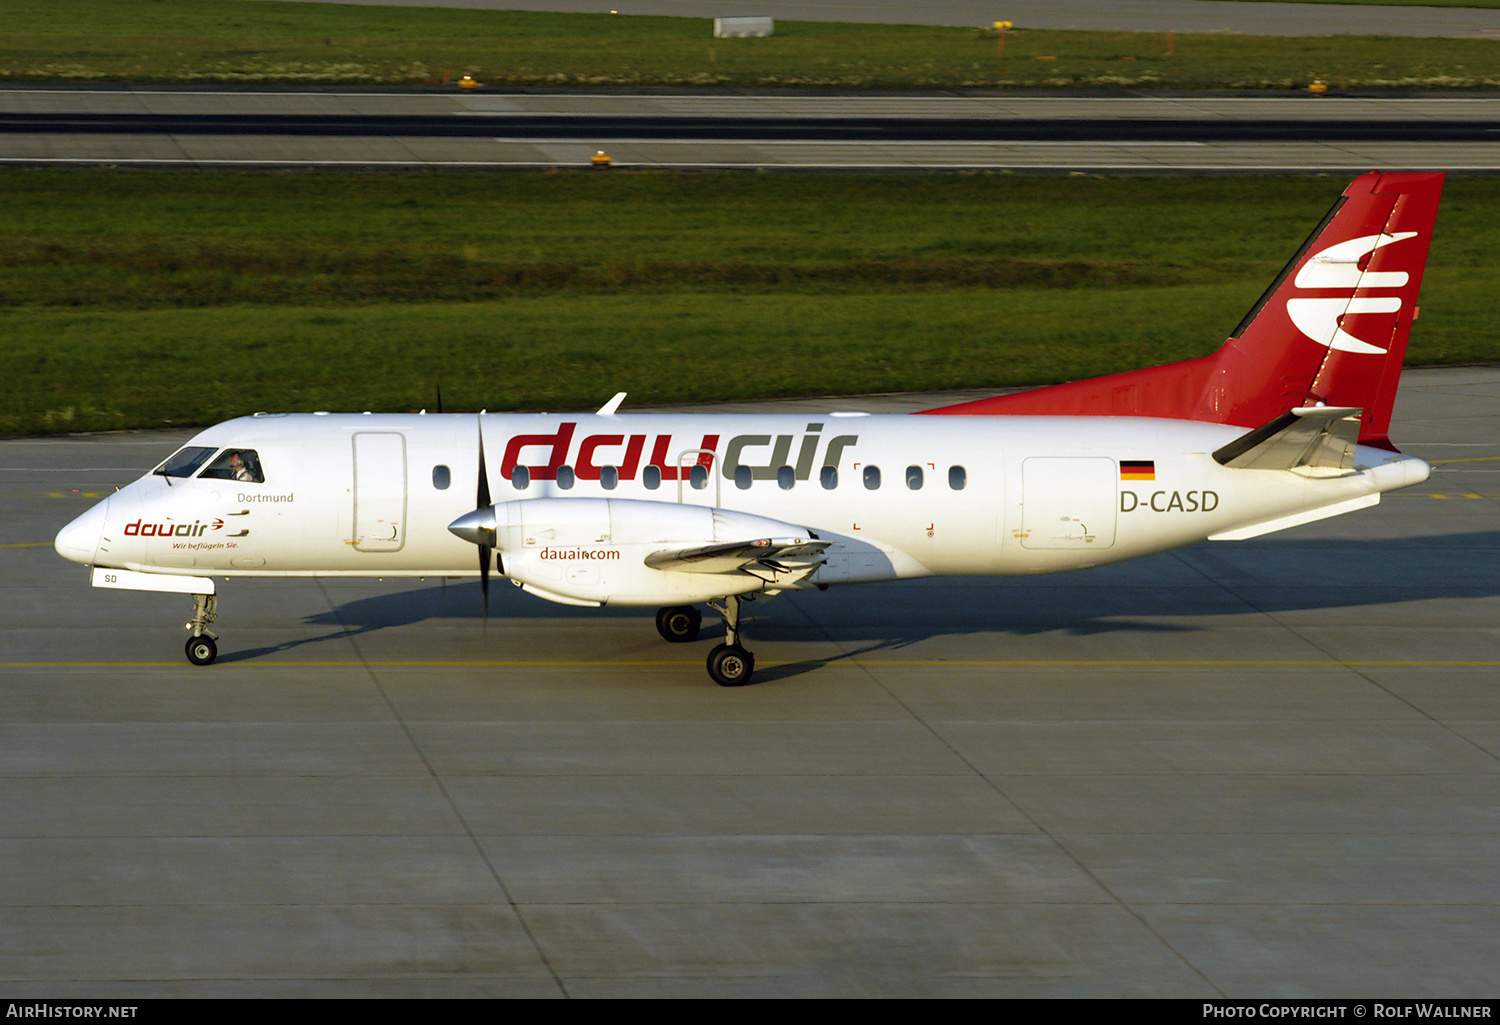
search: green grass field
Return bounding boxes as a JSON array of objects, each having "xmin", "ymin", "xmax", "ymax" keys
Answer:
[
  {"xmin": 3, "ymin": 0, "xmax": 1500, "ymax": 89},
  {"xmin": 1, "ymin": 170, "xmax": 1493, "ymax": 437}
]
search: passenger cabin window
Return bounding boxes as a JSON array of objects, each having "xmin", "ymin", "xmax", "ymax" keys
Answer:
[
  {"xmin": 734, "ymin": 466, "xmax": 753, "ymax": 490},
  {"xmin": 949, "ymin": 465, "xmax": 967, "ymax": 490},
  {"xmin": 511, "ymin": 465, "xmax": 530, "ymax": 489},
  {"xmin": 199, "ymin": 448, "xmax": 264, "ymax": 483},
  {"xmin": 906, "ymin": 465, "xmax": 924, "ymax": 490},
  {"xmin": 863, "ymin": 465, "xmax": 881, "ymax": 490},
  {"xmin": 821, "ymin": 466, "xmax": 838, "ymax": 490},
  {"xmin": 689, "ymin": 464, "xmax": 709, "ymax": 490},
  {"xmin": 643, "ymin": 465, "xmax": 662, "ymax": 490},
  {"xmin": 777, "ymin": 466, "xmax": 795, "ymax": 490},
  {"xmin": 557, "ymin": 465, "xmax": 576, "ymax": 490},
  {"xmin": 432, "ymin": 465, "xmax": 451, "ymax": 490},
  {"xmin": 154, "ymin": 446, "xmax": 215, "ymax": 479},
  {"xmin": 600, "ymin": 466, "xmax": 619, "ymax": 490}
]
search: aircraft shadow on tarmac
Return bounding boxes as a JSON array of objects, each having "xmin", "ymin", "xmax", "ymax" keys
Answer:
[{"xmin": 217, "ymin": 530, "xmax": 1499, "ymax": 677}]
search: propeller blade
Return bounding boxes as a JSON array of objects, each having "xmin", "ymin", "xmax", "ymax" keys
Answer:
[
  {"xmin": 477, "ymin": 417, "xmax": 491, "ymax": 618},
  {"xmin": 480, "ymin": 551, "xmax": 489, "ymax": 617},
  {"xmin": 477, "ymin": 417, "xmax": 491, "ymax": 508}
]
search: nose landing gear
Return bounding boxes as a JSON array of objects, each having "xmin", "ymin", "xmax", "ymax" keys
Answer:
[
  {"xmin": 185, "ymin": 634, "xmax": 217, "ymax": 666},
  {"xmin": 184, "ymin": 593, "xmax": 219, "ymax": 666}
]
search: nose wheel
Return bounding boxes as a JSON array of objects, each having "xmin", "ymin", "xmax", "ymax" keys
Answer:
[
  {"xmin": 183, "ymin": 593, "xmax": 219, "ymax": 666},
  {"xmin": 185, "ymin": 634, "xmax": 218, "ymax": 666}
]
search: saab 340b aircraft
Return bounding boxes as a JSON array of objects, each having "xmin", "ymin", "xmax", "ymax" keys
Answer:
[{"xmin": 55, "ymin": 171, "xmax": 1442, "ymax": 686}]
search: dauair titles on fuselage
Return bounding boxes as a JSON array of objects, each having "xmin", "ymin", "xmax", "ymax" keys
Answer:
[{"xmin": 499, "ymin": 422, "xmax": 858, "ymax": 483}]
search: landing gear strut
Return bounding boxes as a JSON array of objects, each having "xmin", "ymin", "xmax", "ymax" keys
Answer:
[
  {"xmin": 184, "ymin": 593, "xmax": 219, "ymax": 666},
  {"xmin": 704, "ymin": 595, "xmax": 755, "ymax": 687}
]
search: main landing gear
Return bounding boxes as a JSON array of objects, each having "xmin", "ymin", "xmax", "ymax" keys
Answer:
[
  {"xmin": 705, "ymin": 596, "xmax": 755, "ymax": 687},
  {"xmin": 184, "ymin": 593, "xmax": 219, "ymax": 666},
  {"xmin": 658, "ymin": 597, "xmax": 755, "ymax": 687}
]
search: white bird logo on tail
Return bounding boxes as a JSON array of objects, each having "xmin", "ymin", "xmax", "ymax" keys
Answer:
[{"xmin": 1285, "ymin": 231, "xmax": 1417, "ymax": 354}]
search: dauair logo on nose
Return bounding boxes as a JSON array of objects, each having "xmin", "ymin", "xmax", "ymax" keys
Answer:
[
  {"xmin": 125, "ymin": 518, "xmax": 223, "ymax": 537},
  {"xmin": 1286, "ymin": 231, "xmax": 1417, "ymax": 355}
]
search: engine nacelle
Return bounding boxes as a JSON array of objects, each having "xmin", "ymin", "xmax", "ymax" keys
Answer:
[{"xmin": 450, "ymin": 498, "xmax": 817, "ymax": 607}]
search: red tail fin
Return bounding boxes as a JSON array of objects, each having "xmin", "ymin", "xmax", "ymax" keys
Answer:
[{"xmin": 922, "ymin": 171, "xmax": 1444, "ymax": 449}]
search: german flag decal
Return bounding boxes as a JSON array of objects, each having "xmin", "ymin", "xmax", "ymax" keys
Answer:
[{"xmin": 1120, "ymin": 460, "xmax": 1156, "ymax": 481}]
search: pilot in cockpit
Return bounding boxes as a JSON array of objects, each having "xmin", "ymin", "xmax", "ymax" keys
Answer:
[{"xmin": 200, "ymin": 448, "xmax": 264, "ymax": 484}]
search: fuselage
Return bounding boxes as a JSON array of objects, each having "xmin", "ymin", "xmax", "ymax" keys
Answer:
[{"xmin": 54, "ymin": 410, "xmax": 1432, "ymax": 605}]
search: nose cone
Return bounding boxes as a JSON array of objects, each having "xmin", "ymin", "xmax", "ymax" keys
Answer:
[
  {"xmin": 448, "ymin": 505, "xmax": 499, "ymax": 548},
  {"xmin": 1404, "ymin": 456, "xmax": 1433, "ymax": 488},
  {"xmin": 55, "ymin": 497, "xmax": 108, "ymax": 566}
]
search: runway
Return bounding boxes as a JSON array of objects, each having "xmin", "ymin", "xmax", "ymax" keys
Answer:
[
  {"xmin": 6, "ymin": 88, "xmax": 1500, "ymax": 171},
  {"xmin": 3, "ymin": 368, "xmax": 1498, "ymax": 996}
]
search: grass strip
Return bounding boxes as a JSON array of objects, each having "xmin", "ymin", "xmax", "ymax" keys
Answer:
[
  {"xmin": 2, "ymin": 0, "xmax": 1500, "ymax": 89},
  {"xmin": 1, "ymin": 170, "xmax": 1494, "ymax": 437},
  {"xmin": 0, "ymin": 171, "xmax": 1282, "ymax": 308}
]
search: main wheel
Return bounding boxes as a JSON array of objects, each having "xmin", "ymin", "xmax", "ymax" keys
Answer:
[
  {"xmin": 706, "ymin": 643, "xmax": 755, "ymax": 687},
  {"xmin": 655, "ymin": 605, "xmax": 702, "ymax": 643},
  {"xmin": 185, "ymin": 635, "xmax": 217, "ymax": 666}
]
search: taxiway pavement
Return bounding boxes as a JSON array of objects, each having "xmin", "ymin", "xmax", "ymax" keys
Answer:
[{"xmin": 3, "ymin": 368, "xmax": 1498, "ymax": 996}]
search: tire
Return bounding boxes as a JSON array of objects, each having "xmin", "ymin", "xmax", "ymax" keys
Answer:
[
  {"xmin": 706, "ymin": 643, "xmax": 755, "ymax": 687},
  {"xmin": 185, "ymin": 635, "xmax": 217, "ymax": 666},
  {"xmin": 655, "ymin": 605, "xmax": 702, "ymax": 643}
]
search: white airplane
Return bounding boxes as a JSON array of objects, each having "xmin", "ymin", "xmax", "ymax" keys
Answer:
[{"xmin": 55, "ymin": 171, "xmax": 1442, "ymax": 686}]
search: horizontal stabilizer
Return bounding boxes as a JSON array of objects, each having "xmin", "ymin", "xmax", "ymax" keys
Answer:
[
  {"xmin": 1209, "ymin": 493, "xmax": 1379, "ymax": 541},
  {"xmin": 645, "ymin": 537, "xmax": 830, "ymax": 575},
  {"xmin": 1213, "ymin": 406, "xmax": 1362, "ymax": 471}
]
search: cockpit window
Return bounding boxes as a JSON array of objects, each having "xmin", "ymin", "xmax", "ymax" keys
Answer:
[
  {"xmin": 153, "ymin": 446, "xmax": 216, "ymax": 479},
  {"xmin": 199, "ymin": 448, "xmax": 264, "ymax": 483}
]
